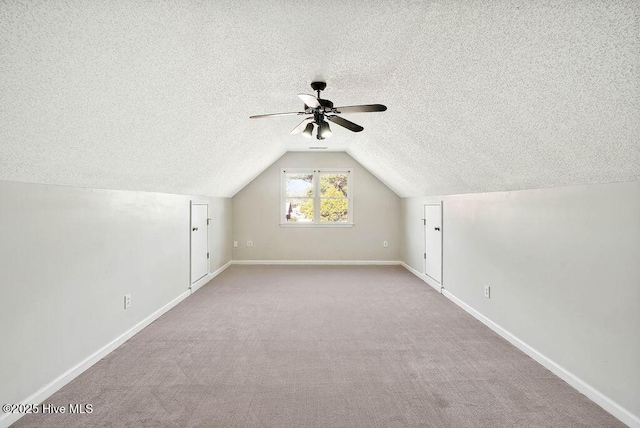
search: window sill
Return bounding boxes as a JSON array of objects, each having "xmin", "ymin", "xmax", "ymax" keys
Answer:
[{"xmin": 280, "ymin": 223, "xmax": 354, "ymax": 228}]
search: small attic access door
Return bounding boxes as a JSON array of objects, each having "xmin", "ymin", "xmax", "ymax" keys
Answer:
[
  {"xmin": 190, "ymin": 202, "xmax": 209, "ymax": 286},
  {"xmin": 424, "ymin": 203, "xmax": 442, "ymax": 287}
]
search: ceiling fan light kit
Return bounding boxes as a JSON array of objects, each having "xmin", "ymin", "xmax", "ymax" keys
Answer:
[
  {"xmin": 302, "ymin": 122, "xmax": 314, "ymax": 138},
  {"xmin": 318, "ymin": 120, "xmax": 332, "ymax": 139},
  {"xmin": 250, "ymin": 81, "xmax": 387, "ymax": 140}
]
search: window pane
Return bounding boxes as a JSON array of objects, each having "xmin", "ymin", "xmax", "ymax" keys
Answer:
[
  {"xmin": 320, "ymin": 199, "xmax": 348, "ymax": 222},
  {"xmin": 320, "ymin": 173, "xmax": 348, "ymax": 198},
  {"xmin": 286, "ymin": 173, "xmax": 314, "ymax": 197},
  {"xmin": 285, "ymin": 198, "xmax": 313, "ymax": 222}
]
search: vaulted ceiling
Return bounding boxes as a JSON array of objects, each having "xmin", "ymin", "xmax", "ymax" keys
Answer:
[{"xmin": 1, "ymin": 1, "xmax": 638, "ymax": 197}]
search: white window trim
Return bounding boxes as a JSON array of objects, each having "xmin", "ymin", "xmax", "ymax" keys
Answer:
[{"xmin": 280, "ymin": 168, "xmax": 354, "ymax": 227}]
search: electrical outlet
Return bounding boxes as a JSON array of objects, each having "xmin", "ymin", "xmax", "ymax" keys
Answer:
[
  {"xmin": 383, "ymin": 241, "xmax": 388, "ymax": 248},
  {"xmin": 124, "ymin": 294, "xmax": 131, "ymax": 309},
  {"xmin": 246, "ymin": 241, "xmax": 253, "ymax": 247},
  {"xmin": 484, "ymin": 286, "xmax": 490, "ymax": 299},
  {"xmin": 233, "ymin": 241, "xmax": 238, "ymax": 248}
]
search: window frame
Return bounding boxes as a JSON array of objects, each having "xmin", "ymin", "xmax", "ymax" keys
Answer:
[{"xmin": 280, "ymin": 168, "xmax": 353, "ymax": 227}]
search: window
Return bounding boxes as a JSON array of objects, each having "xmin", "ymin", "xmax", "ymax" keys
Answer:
[{"xmin": 281, "ymin": 169, "xmax": 353, "ymax": 227}]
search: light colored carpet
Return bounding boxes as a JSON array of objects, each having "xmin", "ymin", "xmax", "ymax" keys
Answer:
[{"xmin": 14, "ymin": 265, "xmax": 623, "ymax": 427}]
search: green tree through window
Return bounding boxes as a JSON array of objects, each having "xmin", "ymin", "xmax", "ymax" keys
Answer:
[{"xmin": 284, "ymin": 170, "xmax": 351, "ymax": 224}]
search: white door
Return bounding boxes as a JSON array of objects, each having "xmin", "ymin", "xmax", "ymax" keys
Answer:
[
  {"xmin": 190, "ymin": 203, "xmax": 209, "ymax": 285},
  {"xmin": 424, "ymin": 203, "xmax": 442, "ymax": 284}
]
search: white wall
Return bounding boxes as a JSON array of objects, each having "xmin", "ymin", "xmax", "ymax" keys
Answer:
[
  {"xmin": 0, "ymin": 180, "xmax": 232, "ymax": 421},
  {"xmin": 232, "ymin": 151, "xmax": 401, "ymax": 261},
  {"xmin": 401, "ymin": 181, "xmax": 640, "ymax": 423}
]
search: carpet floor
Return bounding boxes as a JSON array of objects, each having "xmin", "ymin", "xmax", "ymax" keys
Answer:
[{"xmin": 14, "ymin": 265, "xmax": 623, "ymax": 427}]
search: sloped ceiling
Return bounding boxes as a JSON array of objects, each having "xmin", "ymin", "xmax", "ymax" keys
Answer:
[{"xmin": 1, "ymin": 1, "xmax": 638, "ymax": 198}]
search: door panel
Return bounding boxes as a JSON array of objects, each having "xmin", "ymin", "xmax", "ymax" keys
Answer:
[
  {"xmin": 424, "ymin": 203, "xmax": 442, "ymax": 283},
  {"xmin": 191, "ymin": 203, "xmax": 208, "ymax": 284}
]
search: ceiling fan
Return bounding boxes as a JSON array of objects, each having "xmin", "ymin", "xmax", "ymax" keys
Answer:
[{"xmin": 249, "ymin": 81, "xmax": 387, "ymax": 140}]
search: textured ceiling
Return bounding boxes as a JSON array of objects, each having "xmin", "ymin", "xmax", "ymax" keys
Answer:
[{"xmin": 1, "ymin": 1, "xmax": 638, "ymax": 197}]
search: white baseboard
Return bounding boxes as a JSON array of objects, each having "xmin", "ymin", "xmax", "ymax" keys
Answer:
[
  {"xmin": 441, "ymin": 289, "xmax": 640, "ymax": 428},
  {"xmin": 0, "ymin": 289, "xmax": 191, "ymax": 428},
  {"xmin": 190, "ymin": 260, "xmax": 232, "ymax": 293},
  {"xmin": 232, "ymin": 260, "xmax": 402, "ymax": 265},
  {"xmin": 401, "ymin": 262, "xmax": 442, "ymax": 293}
]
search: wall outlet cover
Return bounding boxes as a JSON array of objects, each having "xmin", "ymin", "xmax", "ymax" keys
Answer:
[
  {"xmin": 484, "ymin": 286, "xmax": 490, "ymax": 298},
  {"xmin": 124, "ymin": 294, "xmax": 131, "ymax": 309}
]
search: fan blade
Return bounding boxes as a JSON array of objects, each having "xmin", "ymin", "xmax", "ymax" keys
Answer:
[
  {"xmin": 298, "ymin": 94, "xmax": 320, "ymax": 108},
  {"xmin": 290, "ymin": 117, "xmax": 314, "ymax": 134},
  {"xmin": 326, "ymin": 115, "xmax": 364, "ymax": 132},
  {"xmin": 333, "ymin": 104, "xmax": 387, "ymax": 114},
  {"xmin": 250, "ymin": 112, "xmax": 307, "ymax": 119}
]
